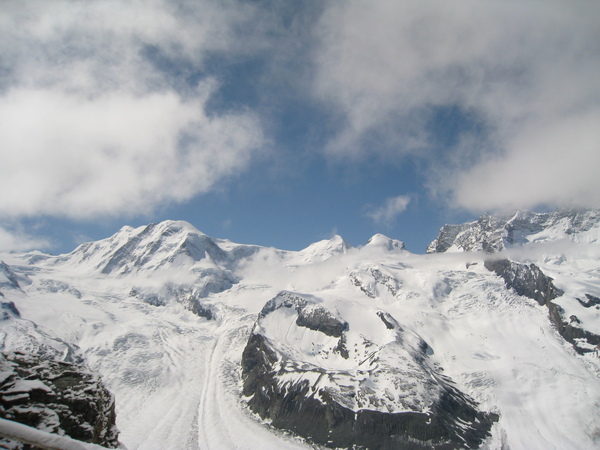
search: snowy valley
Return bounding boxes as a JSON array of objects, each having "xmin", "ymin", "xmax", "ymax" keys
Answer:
[{"xmin": 1, "ymin": 210, "xmax": 599, "ymax": 449}]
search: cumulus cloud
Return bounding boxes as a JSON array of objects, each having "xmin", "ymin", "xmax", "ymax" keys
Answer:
[
  {"xmin": 366, "ymin": 195, "xmax": 411, "ymax": 226},
  {"xmin": 0, "ymin": 0, "xmax": 264, "ymax": 220},
  {"xmin": 0, "ymin": 87, "xmax": 262, "ymax": 218},
  {"xmin": 453, "ymin": 111, "xmax": 600, "ymax": 210},
  {"xmin": 314, "ymin": 0, "xmax": 600, "ymax": 211}
]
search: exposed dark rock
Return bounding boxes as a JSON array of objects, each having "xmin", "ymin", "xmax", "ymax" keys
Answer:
[
  {"xmin": 295, "ymin": 306, "xmax": 348, "ymax": 338},
  {"xmin": 547, "ymin": 302, "xmax": 600, "ymax": 354},
  {"xmin": 569, "ymin": 315, "xmax": 581, "ymax": 324},
  {"xmin": 377, "ymin": 311, "xmax": 397, "ymax": 331},
  {"xmin": 242, "ymin": 294, "xmax": 497, "ymax": 449},
  {"xmin": 242, "ymin": 330, "xmax": 496, "ymax": 449},
  {"xmin": 486, "ymin": 260, "xmax": 600, "ymax": 355},
  {"xmin": 350, "ymin": 267, "xmax": 401, "ymax": 299},
  {"xmin": 484, "ymin": 259, "xmax": 563, "ymax": 306},
  {"xmin": 0, "ymin": 301, "xmax": 20, "ymax": 320},
  {"xmin": 576, "ymin": 294, "xmax": 600, "ymax": 308},
  {"xmin": 547, "ymin": 302, "xmax": 565, "ymax": 333},
  {"xmin": 0, "ymin": 352, "xmax": 119, "ymax": 448},
  {"xmin": 333, "ymin": 334, "xmax": 349, "ymax": 359},
  {"xmin": 189, "ymin": 298, "xmax": 214, "ymax": 320},
  {"xmin": 259, "ymin": 292, "xmax": 348, "ymax": 338}
]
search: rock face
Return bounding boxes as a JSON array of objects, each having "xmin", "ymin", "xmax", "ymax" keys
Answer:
[
  {"xmin": 427, "ymin": 209, "xmax": 600, "ymax": 253},
  {"xmin": 547, "ymin": 302, "xmax": 600, "ymax": 355},
  {"xmin": 483, "ymin": 259, "xmax": 563, "ymax": 306},
  {"xmin": 484, "ymin": 258, "xmax": 600, "ymax": 354},
  {"xmin": 0, "ymin": 352, "xmax": 119, "ymax": 448},
  {"xmin": 241, "ymin": 292, "xmax": 497, "ymax": 449}
]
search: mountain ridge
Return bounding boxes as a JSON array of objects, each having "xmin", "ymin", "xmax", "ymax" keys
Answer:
[
  {"xmin": 0, "ymin": 209, "xmax": 599, "ymax": 449},
  {"xmin": 427, "ymin": 208, "xmax": 600, "ymax": 254}
]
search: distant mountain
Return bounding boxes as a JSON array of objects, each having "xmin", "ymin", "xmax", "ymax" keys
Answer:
[
  {"xmin": 0, "ymin": 210, "xmax": 599, "ymax": 449},
  {"xmin": 364, "ymin": 233, "xmax": 406, "ymax": 252},
  {"xmin": 427, "ymin": 209, "xmax": 600, "ymax": 253},
  {"xmin": 54, "ymin": 220, "xmax": 259, "ymax": 274},
  {"xmin": 297, "ymin": 235, "xmax": 352, "ymax": 263}
]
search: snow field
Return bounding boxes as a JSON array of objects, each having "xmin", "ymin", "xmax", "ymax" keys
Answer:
[{"xmin": 0, "ymin": 221, "xmax": 599, "ymax": 449}]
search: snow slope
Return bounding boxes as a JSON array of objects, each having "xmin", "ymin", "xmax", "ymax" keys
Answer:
[{"xmin": 0, "ymin": 217, "xmax": 599, "ymax": 449}]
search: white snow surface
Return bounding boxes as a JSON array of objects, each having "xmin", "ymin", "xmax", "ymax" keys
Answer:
[{"xmin": 0, "ymin": 219, "xmax": 599, "ymax": 449}]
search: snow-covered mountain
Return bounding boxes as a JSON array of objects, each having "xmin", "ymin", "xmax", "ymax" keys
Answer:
[
  {"xmin": 0, "ymin": 212, "xmax": 599, "ymax": 449},
  {"xmin": 427, "ymin": 209, "xmax": 600, "ymax": 253}
]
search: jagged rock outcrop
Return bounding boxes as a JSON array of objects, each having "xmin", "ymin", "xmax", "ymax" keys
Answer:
[
  {"xmin": 484, "ymin": 259, "xmax": 600, "ymax": 354},
  {"xmin": 350, "ymin": 265, "xmax": 402, "ymax": 299},
  {"xmin": 427, "ymin": 209, "xmax": 600, "ymax": 253},
  {"xmin": 484, "ymin": 259, "xmax": 563, "ymax": 306},
  {"xmin": 0, "ymin": 352, "xmax": 119, "ymax": 448},
  {"xmin": 242, "ymin": 292, "xmax": 497, "ymax": 449},
  {"xmin": 547, "ymin": 302, "xmax": 600, "ymax": 355},
  {"xmin": 577, "ymin": 294, "xmax": 600, "ymax": 308},
  {"xmin": 257, "ymin": 292, "xmax": 349, "ymax": 338},
  {"xmin": 0, "ymin": 301, "xmax": 20, "ymax": 321}
]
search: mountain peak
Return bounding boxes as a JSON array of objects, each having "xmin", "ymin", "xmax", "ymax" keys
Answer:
[
  {"xmin": 365, "ymin": 234, "xmax": 406, "ymax": 252},
  {"xmin": 298, "ymin": 235, "xmax": 352, "ymax": 263},
  {"xmin": 59, "ymin": 220, "xmax": 225, "ymax": 275},
  {"xmin": 149, "ymin": 220, "xmax": 205, "ymax": 236}
]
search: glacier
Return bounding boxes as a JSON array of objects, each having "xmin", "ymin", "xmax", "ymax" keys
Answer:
[{"xmin": 0, "ymin": 211, "xmax": 599, "ymax": 448}]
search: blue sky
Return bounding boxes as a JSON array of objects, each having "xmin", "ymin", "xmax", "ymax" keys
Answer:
[{"xmin": 1, "ymin": 1, "xmax": 599, "ymax": 254}]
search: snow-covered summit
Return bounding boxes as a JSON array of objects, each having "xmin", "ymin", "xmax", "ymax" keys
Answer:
[
  {"xmin": 365, "ymin": 233, "xmax": 406, "ymax": 252},
  {"xmin": 297, "ymin": 235, "xmax": 352, "ymax": 263},
  {"xmin": 54, "ymin": 220, "xmax": 240, "ymax": 275},
  {"xmin": 427, "ymin": 209, "xmax": 600, "ymax": 253}
]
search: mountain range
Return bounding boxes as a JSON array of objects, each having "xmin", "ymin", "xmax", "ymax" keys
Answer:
[{"xmin": 0, "ymin": 210, "xmax": 599, "ymax": 449}]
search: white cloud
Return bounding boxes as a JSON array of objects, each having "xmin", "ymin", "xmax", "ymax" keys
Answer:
[
  {"xmin": 366, "ymin": 195, "xmax": 411, "ymax": 226},
  {"xmin": 453, "ymin": 111, "xmax": 600, "ymax": 211},
  {"xmin": 0, "ymin": 87, "xmax": 262, "ymax": 218},
  {"xmin": 0, "ymin": 0, "xmax": 264, "ymax": 220},
  {"xmin": 314, "ymin": 0, "xmax": 600, "ymax": 211},
  {"xmin": 0, "ymin": 225, "xmax": 49, "ymax": 252}
]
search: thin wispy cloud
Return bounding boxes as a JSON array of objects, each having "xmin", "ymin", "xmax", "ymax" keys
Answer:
[
  {"xmin": 366, "ymin": 195, "xmax": 411, "ymax": 226},
  {"xmin": 0, "ymin": 224, "xmax": 48, "ymax": 252}
]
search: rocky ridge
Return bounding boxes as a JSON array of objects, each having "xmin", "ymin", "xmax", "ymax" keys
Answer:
[
  {"xmin": 432, "ymin": 209, "xmax": 600, "ymax": 356},
  {"xmin": 0, "ymin": 352, "xmax": 119, "ymax": 449},
  {"xmin": 427, "ymin": 209, "xmax": 600, "ymax": 254}
]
